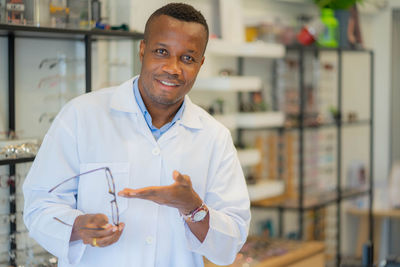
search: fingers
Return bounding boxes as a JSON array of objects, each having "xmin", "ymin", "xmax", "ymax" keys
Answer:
[
  {"xmin": 118, "ymin": 187, "xmax": 153, "ymax": 197},
  {"xmin": 118, "ymin": 188, "xmax": 136, "ymax": 197},
  {"xmin": 82, "ymin": 223, "xmax": 125, "ymax": 247},
  {"xmin": 118, "ymin": 171, "xmax": 191, "ymax": 199},
  {"xmin": 94, "ymin": 223, "xmax": 125, "ymax": 247},
  {"xmin": 84, "ymin": 224, "xmax": 116, "ymax": 238},
  {"xmin": 118, "ymin": 186, "xmax": 161, "ymax": 198},
  {"xmin": 117, "ymin": 171, "xmax": 195, "ymax": 210},
  {"xmin": 172, "ymin": 170, "xmax": 184, "ymax": 183},
  {"xmin": 173, "ymin": 170, "xmax": 191, "ymax": 186},
  {"xmin": 88, "ymin": 213, "xmax": 109, "ymax": 228}
]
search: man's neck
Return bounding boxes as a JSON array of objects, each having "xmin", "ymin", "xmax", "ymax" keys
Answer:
[{"xmin": 146, "ymin": 102, "xmax": 182, "ymax": 129}]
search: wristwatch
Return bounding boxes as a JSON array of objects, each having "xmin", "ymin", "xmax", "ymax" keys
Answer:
[{"xmin": 182, "ymin": 203, "xmax": 209, "ymax": 223}]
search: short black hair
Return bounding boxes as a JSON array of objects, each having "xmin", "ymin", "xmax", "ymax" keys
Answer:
[{"xmin": 144, "ymin": 3, "xmax": 209, "ymax": 43}]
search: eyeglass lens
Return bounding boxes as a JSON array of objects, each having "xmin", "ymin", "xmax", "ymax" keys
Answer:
[
  {"xmin": 110, "ymin": 200, "xmax": 119, "ymax": 226},
  {"xmin": 105, "ymin": 169, "xmax": 115, "ymax": 194},
  {"xmin": 50, "ymin": 167, "xmax": 120, "ymax": 227}
]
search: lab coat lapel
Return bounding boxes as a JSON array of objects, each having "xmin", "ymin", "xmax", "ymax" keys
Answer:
[
  {"xmin": 158, "ymin": 96, "xmax": 204, "ymax": 145},
  {"xmin": 109, "ymin": 77, "xmax": 140, "ymax": 114},
  {"xmin": 179, "ymin": 96, "xmax": 203, "ymax": 130},
  {"xmin": 110, "ymin": 77, "xmax": 157, "ymax": 145}
]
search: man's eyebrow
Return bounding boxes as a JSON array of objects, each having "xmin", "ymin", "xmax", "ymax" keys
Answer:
[
  {"xmin": 154, "ymin": 43, "xmax": 199, "ymax": 55},
  {"xmin": 155, "ymin": 42, "xmax": 168, "ymax": 47}
]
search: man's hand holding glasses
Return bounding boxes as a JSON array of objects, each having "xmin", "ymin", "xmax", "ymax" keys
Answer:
[
  {"xmin": 49, "ymin": 167, "xmax": 125, "ymax": 248},
  {"xmin": 70, "ymin": 213, "xmax": 124, "ymax": 247}
]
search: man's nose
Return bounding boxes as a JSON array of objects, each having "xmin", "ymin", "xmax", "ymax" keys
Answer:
[{"xmin": 162, "ymin": 57, "xmax": 182, "ymax": 76}]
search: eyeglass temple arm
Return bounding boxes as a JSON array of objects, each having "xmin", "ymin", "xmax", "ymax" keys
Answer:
[
  {"xmin": 48, "ymin": 167, "xmax": 110, "ymax": 193},
  {"xmin": 53, "ymin": 217, "xmax": 105, "ymax": 230}
]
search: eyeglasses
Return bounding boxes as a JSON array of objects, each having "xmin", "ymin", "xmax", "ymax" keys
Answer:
[{"xmin": 48, "ymin": 167, "xmax": 119, "ymax": 229}]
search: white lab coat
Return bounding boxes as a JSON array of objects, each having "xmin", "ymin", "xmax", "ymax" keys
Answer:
[{"xmin": 23, "ymin": 77, "xmax": 251, "ymax": 267}]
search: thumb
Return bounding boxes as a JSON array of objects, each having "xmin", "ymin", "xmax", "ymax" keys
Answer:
[
  {"xmin": 173, "ymin": 170, "xmax": 185, "ymax": 183},
  {"xmin": 91, "ymin": 214, "xmax": 109, "ymax": 227}
]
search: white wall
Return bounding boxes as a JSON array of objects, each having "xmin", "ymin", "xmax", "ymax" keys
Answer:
[
  {"xmin": 358, "ymin": 0, "xmax": 400, "ymax": 261},
  {"xmin": 0, "ymin": 38, "xmax": 7, "ymax": 136},
  {"xmin": 360, "ymin": 0, "xmax": 393, "ymax": 207}
]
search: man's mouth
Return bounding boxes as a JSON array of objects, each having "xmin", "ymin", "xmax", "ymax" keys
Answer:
[{"xmin": 159, "ymin": 80, "xmax": 179, "ymax": 87}]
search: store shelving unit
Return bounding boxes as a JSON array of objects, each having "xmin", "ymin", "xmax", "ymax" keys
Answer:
[
  {"xmin": 192, "ymin": 39, "xmax": 287, "ymax": 209},
  {"xmin": 249, "ymin": 46, "xmax": 374, "ymax": 267},
  {"xmin": 199, "ymin": 43, "xmax": 374, "ymax": 266},
  {"xmin": 0, "ymin": 23, "xmax": 144, "ymax": 267}
]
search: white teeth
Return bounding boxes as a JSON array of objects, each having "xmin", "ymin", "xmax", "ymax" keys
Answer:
[{"xmin": 160, "ymin": 80, "xmax": 176, "ymax": 86}]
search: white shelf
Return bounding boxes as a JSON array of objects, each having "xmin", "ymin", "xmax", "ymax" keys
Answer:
[
  {"xmin": 236, "ymin": 112, "xmax": 285, "ymax": 128},
  {"xmin": 273, "ymin": 0, "xmax": 314, "ymax": 4},
  {"xmin": 214, "ymin": 114, "xmax": 237, "ymax": 130},
  {"xmin": 215, "ymin": 112, "xmax": 285, "ymax": 130},
  {"xmin": 207, "ymin": 39, "xmax": 285, "ymax": 58},
  {"xmin": 193, "ymin": 76, "xmax": 262, "ymax": 92},
  {"xmin": 247, "ymin": 180, "xmax": 285, "ymax": 202},
  {"xmin": 237, "ymin": 148, "xmax": 261, "ymax": 167}
]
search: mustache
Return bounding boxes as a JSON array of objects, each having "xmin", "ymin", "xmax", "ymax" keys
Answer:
[{"xmin": 154, "ymin": 74, "xmax": 184, "ymax": 85}]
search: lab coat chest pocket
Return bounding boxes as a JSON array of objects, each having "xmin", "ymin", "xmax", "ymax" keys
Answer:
[{"xmin": 77, "ymin": 162, "xmax": 129, "ymax": 217}]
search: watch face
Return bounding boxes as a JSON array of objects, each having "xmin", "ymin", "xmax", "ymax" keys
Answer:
[{"xmin": 193, "ymin": 210, "xmax": 207, "ymax": 222}]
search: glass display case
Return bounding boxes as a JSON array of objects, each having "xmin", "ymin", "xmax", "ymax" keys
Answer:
[
  {"xmin": 66, "ymin": 0, "xmax": 91, "ymax": 29},
  {"xmin": 3, "ymin": 0, "xmax": 91, "ymax": 29},
  {"xmin": 6, "ymin": 0, "xmax": 26, "ymax": 25}
]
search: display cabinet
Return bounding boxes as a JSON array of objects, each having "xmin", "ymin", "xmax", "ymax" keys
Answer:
[
  {"xmin": 192, "ymin": 41, "xmax": 374, "ymax": 267},
  {"xmin": 191, "ymin": 38, "xmax": 287, "ymax": 202},
  {"xmin": 250, "ymin": 46, "xmax": 374, "ymax": 267},
  {"xmin": 0, "ymin": 23, "xmax": 143, "ymax": 266}
]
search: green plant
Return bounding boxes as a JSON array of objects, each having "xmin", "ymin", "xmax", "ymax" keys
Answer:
[{"xmin": 313, "ymin": 0, "xmax": 364, "ymax": 10}]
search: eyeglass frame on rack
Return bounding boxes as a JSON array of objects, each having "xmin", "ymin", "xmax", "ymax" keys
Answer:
[{"xmin": 48, "ymin": 167, "xmax": 119, "ymax": 230}]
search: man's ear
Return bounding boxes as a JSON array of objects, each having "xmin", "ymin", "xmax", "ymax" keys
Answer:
[
  {"xmin": 200, "ymin": 56, "xmax": 205, "ymax": 66},
  {"xmin": 139, "ymin": 40, "xmax": 146, "ymax": 63}
]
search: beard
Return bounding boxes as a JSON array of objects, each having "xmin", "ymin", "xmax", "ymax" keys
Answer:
[{"xmin": 142, "ymin": 83, "xmax": 185, "ymax": 106}]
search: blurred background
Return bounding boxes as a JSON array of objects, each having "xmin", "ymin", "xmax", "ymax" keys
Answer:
[{"xmin": 0, "ymin": 0, "xmax": 398, "ymax": 266}]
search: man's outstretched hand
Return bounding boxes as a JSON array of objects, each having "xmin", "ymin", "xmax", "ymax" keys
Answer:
[{"xmin": 118, "ymin": 170, "xmax": 202, "ymax": 215}]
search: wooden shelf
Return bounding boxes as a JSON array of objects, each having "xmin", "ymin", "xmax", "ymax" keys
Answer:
[
  {"xmin": 347, "ymin": 208, "xmax": 400, "ymax": 218},
  {"xmin": 258, "ymin": 241, "xmax": 324, "ymax": 267},
  {"xmin": 204, "ymin": 239, "xmax": 325, "ymax": 267},
  {"xmin": 252, "ymin": 188, "xmax": 369, "ymax": 210}
]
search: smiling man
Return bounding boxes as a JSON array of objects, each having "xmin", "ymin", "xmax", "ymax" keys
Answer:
[{"xmin": 23, "ymin": 3, "xmax": 250, "ymax": 267}]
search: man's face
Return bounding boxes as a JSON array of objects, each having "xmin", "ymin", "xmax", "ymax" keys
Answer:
[{"xmin": 138, "ymin": 15, "xmax": 207, "ymax": 109}]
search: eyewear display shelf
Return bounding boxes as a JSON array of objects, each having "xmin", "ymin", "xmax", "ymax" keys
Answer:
[
  {"xmin": 248, "ymin": 46, "xmax": 374, "ymax": 267},
  {"xmin": 0, "ymin": 23, "xmax": 144, "ymax": 266}
]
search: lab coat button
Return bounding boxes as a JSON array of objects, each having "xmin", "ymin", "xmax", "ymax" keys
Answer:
[
  {"xmin": 152, "ymin": 148, "xmax": 160, "ymax": 155},
  {"xmin": 146, "ymin": 236, "xmax": 153, "ymax": 244}
]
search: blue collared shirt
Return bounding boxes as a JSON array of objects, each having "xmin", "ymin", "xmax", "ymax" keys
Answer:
[{"xmin": 133, "ymin": 78, "xmax": 185, "ymax": 140}]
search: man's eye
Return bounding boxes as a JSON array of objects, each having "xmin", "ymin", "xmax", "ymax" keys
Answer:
[
  {"xmin": 154, "ymin": 49, "xmax": 167, "ymax": 55},
  {"xmin": 182, "ymin": 55, "xmax": 194, "ymax": 63}
]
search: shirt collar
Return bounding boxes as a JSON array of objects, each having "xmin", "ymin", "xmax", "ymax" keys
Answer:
[
  {"xmin": 110, "ymin": 76, "xmax": 203, "ymax": 129},
  {"xmin": 133, "ymin": 77, "xmax": 185, "ymax": 131}
]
